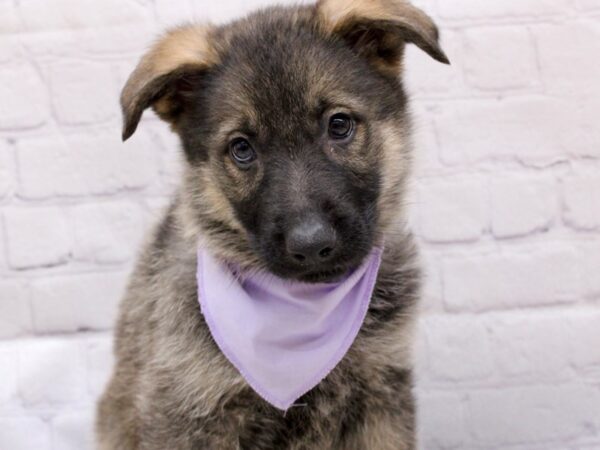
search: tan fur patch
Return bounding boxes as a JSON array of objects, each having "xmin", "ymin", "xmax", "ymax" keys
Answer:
[
  {"xmin": 122, "ymin": 23, "xmax": 217, "ymax": 100},
  {"xmin": 376, "ymin": 119, "xmax": 412, "ymax": 233},
  {"xmin": 180, "ymin": 165, "xmax": 243, "ymax": 236},
  {"xmin": 316, "ymin": 0, "xmax": 448, "ymax": 74},
  {"xmin": 318, "ymin": 0, "xmax": 431, "ymax": 34},
  {"xmin": 319, "ymin": 0, "xmax": 403, "ymax": 27},
  {"xmin": 148, "ymin": 24, "xmax": 218, "ymax": 75},
  {"xmin": 120, "ymin": 23, "xmax": 219, "ymax": 139}
]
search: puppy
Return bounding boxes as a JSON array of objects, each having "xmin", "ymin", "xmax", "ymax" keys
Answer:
[{"xmin": 96, "ymin": 1, "xmax": 448, "ymax": 448}]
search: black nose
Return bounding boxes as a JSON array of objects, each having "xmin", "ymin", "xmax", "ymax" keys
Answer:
[{"xmin": 286, "ymin": 216, "xmax": 337, "ymax": 265}]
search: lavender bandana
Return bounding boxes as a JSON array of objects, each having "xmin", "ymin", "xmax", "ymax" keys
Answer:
[{"xmin": 196, "ymin": 246, "xmax": 383, "ymax": 411}]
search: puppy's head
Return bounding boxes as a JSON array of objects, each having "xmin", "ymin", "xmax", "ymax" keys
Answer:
[{"xmin": 122, "ymin": 0, "xmax": 448, "ymax": 282}]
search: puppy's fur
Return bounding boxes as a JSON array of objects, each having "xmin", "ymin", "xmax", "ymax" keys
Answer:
[{"xmin": 97, "ymin": 1, "xmax": 448, "ymax": 448}]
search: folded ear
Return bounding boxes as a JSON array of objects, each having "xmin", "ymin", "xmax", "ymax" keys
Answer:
[
  {"xmin": 317, "ymin": 0, "xmax": 449, "ymax": 77},
  {"xmin": 120, "ymin": 24, "xmax": 218, "ymax": 141}
]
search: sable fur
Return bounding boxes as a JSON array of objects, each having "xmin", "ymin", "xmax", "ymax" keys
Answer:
[{"xmin": 97, "ymin": 1, "xmax": 447, "ymax": 448}]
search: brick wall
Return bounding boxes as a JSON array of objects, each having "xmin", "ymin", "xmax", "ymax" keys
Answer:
[{"xmin": 1, "ymin": 0, "xmax": 599, "ymax": 448}]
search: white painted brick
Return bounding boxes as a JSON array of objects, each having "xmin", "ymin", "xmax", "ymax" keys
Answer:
[
  {"xmin": 90, "ymin": 130, "xmax": 160, "ymax": 194},
  {"xmin": 464, "ymin": 27, "xmax": 538, "ymax": 90},
  {"xmin": 190, "ymin": 0, "xmax": 297, "ymax": 23},
  {"xmin": 30, "ymin": 272, "xmax": 128, "ymax": 333},
  {"xmin": 30, "ymin": 284, "xmax": 74, "ymax": 333},
  {"xmin": 508, "ymin": 444, "xmax": 580, "ymax": 450},
  {"xmin": 87, "ymin": 336, "xmax": 114, "ymax": 397},
  {"xmin": 405, "ymin": 30, "xmax": 462, "ymax": 96},
  {"xmin": 533, "ymin": 21, "xmax": 600, "ymax": 96},
  {"xmin": 18, "ymin": 339, "xmax": 88, "ymax": 407},
  {"xmin": 437, "ymin": 0, "xmax": 572, "ymax": 20},
  {"xmin": 0, "ymin": 220, "xmax": 6, "ymax": 270},
  {"xmin": 568, "ymin": 96, "xmax": 600, "ymax": 159},
  {"xmin": 0, "ymin": 346, "xmax": 18, "ymax": 405},
  {"xmin": 565, "ymin": 310, "xmax": 600, "ymax": 369},
  {"xmin": 19, "ymin": 0, "xmax": 152, "ymax": 31},
  {"xmin": 15, "ymin": 135, "xmax": 71, "ymax": 199},
  {"xmin": 443, "ymin": 247, "xmax": 580, "ymax": 311},
  {"xmin": 490, "ymin": 174, "xmax": 556, "ymax": 238},
  {"xmin": 70, "ymin": 201, "xmax": 145, "ymax": 264},
  {"xmin": 61, "ymin": 272, "xmax": 127, "ymax": 332},
  {"xmin": 4, "ymin": 207, "xmax": 71, "ymax": 269},
  {"xmin": 52, "ymin": 410, "xmax": 95, "ymax": 450},
  {"xmin": 0, "ymin": 1, "xmax": 21, "ymax": 34},
  {"xmin": 486, "ymin": 312, "xmax": 571, "ymax": 382},
  {"xmin": 48, "ymin": 60, "xmax": 117, "ymax": 125},
  {"xmin": 562, "ymin": 170, "xmax": 600, "ymax": 231},
  {"xmin": 573, "ymin": 444, "xmax": 600, "ymax": 450},
  {"xmin": 0, "ymin": 140, "xmax": 15, "ymax": 201},
  {"xmin": 419, "ymin": 251, "xmax": 444, "ymax": 312},
  {"xmin": 417, "ymin": 391, "xmax": 466, "ymax": 449},
  {"xmin": 581, "ymin": 241, "xmax": 600, "ymax": 298},
  {"xmin": 413, "ymin": 321, "xmax": 430, "ymax": 379},
  {"xmin": 0, "ymin": 281, "xmax": 32, "ymax": 339},
  {"xmin": 434, "ymin": 97, "xmax": 578, "ymax": 167},
  {"xmin": 82, "ymin": 26, "xmax": 154, "ymax": 55},
  {"xmin": 465, "ymin": 384, "xmax": 600, "ymax": 445},
  {"xmin": 0, "ymin": 417, "xmax": 51, "ymax": 450},
  {"xmin": 155, "ymin": 0, "xmax": 195, "ymax": 27},
  {"xmin": 422, "ymin": 316, "xmax": 494, "ymax": 382},
  {"xmin": 16, "ymin": 131, "xmax": 161, "ymax": 198},
  {"xmin": 577, "ymin": 0, "xmax": 600, "ymax": 10},
  {"xmin": 0, "ymin": 35, "xmax": 21, "ymax": 64},
  {"xmin": 18, "ymin": 26, "xmax": 151, "ymax": 59},
  {"xmin": 410, "ymin": 104, "xmax": 443, "ymax": 173},
  {"xmin": 0, "ymin": 63, "xmax": 48, "ymax": 130},
  {"xmin": 416, "ymin": 177, "xmax": 487, "ymax": 243}
]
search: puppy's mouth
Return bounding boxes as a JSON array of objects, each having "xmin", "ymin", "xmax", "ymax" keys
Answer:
[
  {"xmin": 249, "ymin": 233, "xmax": 374, "ymax": 284},
  {"xmin": 297, "ymin": 265, "xmax": 350, "ymax": 283},
  {"xmin": 273, "ymin": 251, "xmax": 370, "ymax": 284},
  {"xmin": 258, "ymin": 255, "xmax": 358, "ymax": 284}
]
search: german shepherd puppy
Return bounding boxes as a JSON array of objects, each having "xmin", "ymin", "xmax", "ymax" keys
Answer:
[{"xmin": 96, "ymin": 1, "xmax": 448, "ymax": 448}]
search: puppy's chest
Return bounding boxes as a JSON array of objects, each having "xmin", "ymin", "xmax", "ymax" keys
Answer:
[
  {"xmin": 197, "ymin": 359, "xmax": 379, "ymax": 448},
  {"xmin": 192, "ymin": 274, "xmax": 412, "ymax": 409}
]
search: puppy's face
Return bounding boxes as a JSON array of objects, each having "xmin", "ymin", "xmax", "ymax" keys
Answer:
[
  {"xmin": 121, "ymin": 0, "xmax": 448, "ymax": 281},
  {"xmin": 179, "ymin": 22, "xmax": 398, "ymax": 281}
]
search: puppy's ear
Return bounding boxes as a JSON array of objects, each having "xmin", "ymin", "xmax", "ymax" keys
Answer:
[
  {"xmin": 317, "ymin": 0, "xmax": 449, "ymax": 77},
  {"xmin": 120, "ymin": 24, "xmax": 218, "ymax": 141}
]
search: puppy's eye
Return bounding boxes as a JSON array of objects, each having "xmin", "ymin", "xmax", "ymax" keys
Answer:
[
  {"xmin": 328, "ymin": 113, "xmax": 354, "ymax": 140},
  {"xmin": 229, "ymin": 138, "xmax": 256, "ymax": 168}
]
